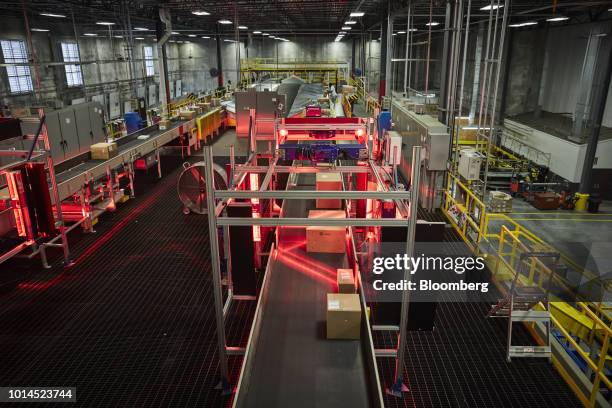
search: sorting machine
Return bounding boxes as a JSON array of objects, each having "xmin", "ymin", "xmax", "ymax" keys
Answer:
[{"xmin": 202, "ymin": 107, "xmax": 443, "ymax": 405}]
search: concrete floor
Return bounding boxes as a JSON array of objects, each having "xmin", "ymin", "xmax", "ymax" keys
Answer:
[
  {"xmin": 500, "ymin": 198, "xmax": 612, "ymax": 299},
  {"xmin": 509, "ymin": 111, "xmax": 612, "ymax": 142}
]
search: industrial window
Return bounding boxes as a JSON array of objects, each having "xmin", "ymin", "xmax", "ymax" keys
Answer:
[
  {"xmin": 143, "ymin": 46, "xmax": 154, "ymax": 77},
  {"xmin": 0, "ymin": 40, "xmax": 33, "ymax": 94},
  {"xmin": 61, "ymin": 42, "xmax": 83, "ymax": 87}
]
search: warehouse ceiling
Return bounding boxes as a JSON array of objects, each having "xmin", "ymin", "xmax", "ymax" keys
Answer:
[{"xmin": 0, "ymin": 0, "xmax": 610, "ymax": 39}]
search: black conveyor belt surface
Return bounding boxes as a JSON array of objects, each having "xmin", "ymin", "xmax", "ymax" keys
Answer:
[{"xmin": 237, "ymin": 173, "xmax": 374, "ymax": 408}]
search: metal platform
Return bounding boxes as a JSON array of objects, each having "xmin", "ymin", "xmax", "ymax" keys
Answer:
[{"xmin": 233, "ymin": 173, "xmax": 382, "ymax": 407}]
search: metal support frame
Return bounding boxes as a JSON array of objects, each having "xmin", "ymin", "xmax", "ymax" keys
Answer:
[{"xmin": 389, "ymin": 145, "xmax": 421, "ymax": 397}]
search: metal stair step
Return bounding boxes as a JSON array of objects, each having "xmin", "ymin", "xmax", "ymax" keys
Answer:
[{"xmin": 509, "ymin": 346, "xmax": 551, "ymax": 358}]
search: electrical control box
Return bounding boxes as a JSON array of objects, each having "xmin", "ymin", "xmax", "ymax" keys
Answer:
[
  {"xmin": 458, "ymin": 149, "xmax": 482, "ymax": 181},
  {"xmin": 422, "ymin": 131, "xmax": 451, "ymax": 171},
  {"xmin": 385, "ymin": 131, "xmax": 402, "ymax": 165}
]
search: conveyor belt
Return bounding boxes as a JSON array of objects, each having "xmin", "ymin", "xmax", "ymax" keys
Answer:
[
  {"xmin": 53, "ymin": 115, "xmax": 211, "ymax": 201},
  {"xmin": 234, "ymin": 172, "xmax": 380, "ymax": 407}
]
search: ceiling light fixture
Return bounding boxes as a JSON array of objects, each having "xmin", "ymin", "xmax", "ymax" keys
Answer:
[
  {"xmin": 202, "ymin": 36, "xmax": 211, "ymax": 39},
  {"xmin": 509, "ymin": 21, "xmax": 538, "ymax": 27},
  {"xmin": 238, "ymin": 25, "xmax": 248, "ymax": 29},
  {"xmin": 83, "ymin": 33, "xmax": 97, "ymax": 36},
  {"xmin": 192, "ymin": 11, "xmax": 210, "ymax": 16},
  {"xmin": 342, "ymin": 26, "xmax": 352, "ymax": 30},
  {"xmin": 350, "ymin": 11, "xmax": 365, "ymax": 17},
  {"xmin": 40, "ymin": 13, "xmax": 65, "ymax": 18},
  {"xmin": 480, "ymin": 4, "xmax": 504, "ymax": 11},
  {"xmin": 31, "ymin": 28, "xmax": 49, "ymax": 32},
  {"xmin": 546, "ymin": 16, "xmax": 569, "ymax": 22},
  {"xmin": 172, "ymin": 31, "xmax": 179, "ymax": 35},
  {"xmin": 262, "ymin": 33, "xmax": 270, "ymax": 36},
  {"xmin": 219, "ymin": 19, "xmax": 232, "ymax": 24},
  {"xmin": 253, "ymin": 31, "xmax": 262, "ymax": 34},
  {"xmin": 96, "ymin": 21, "xmax": 115, "ymax": 26},
  {"xmin": 135, "ymin": 37, "xmax": 145, "ymax": 40},
  {"xmin": 425, "ymin": 22, "xmax": 440, "ymax": 26},
  {"xmin": 134, "ymin": 27, "xmax": 149, "ymax": 31},
  {"xmin": 398, "ymin": 31, "xmax": 406, "ymax": 34},
  {"xmin": 188, "ymin": 34, "xmax": 196, "ymax": 37},
  {"xmin": 345, "ymin": 21, "xmax": 356, "ymax": 25},
  {"xmin": 114, "ymin": 35, "xmax": 124, "ymax": 38}
]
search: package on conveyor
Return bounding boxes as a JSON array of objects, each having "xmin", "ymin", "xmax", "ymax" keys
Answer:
[
  {"xmin": 327, "ymin": 293, "xmax": 361, "ymax": 340},
  {"xmin": 90, "ymin": 142, "xmax": 118, "ymax": 160},
  {"xmin": 306, "ymin": 210, "xmax": 346, "ymax": 253},
  {"xmin": 179, "ymin": 110, "xmax": 196, "ymax": 120},
  {"xmin": 315, "ymin": 172, "xmax": 343, "ymax": 209},
  {"xmin": 158, "ymin": 119, "xmax": 171, "ymax": 130},
  {"xmin": 337, "ymin": 268, "xmax": 355, "ymax": 294}
]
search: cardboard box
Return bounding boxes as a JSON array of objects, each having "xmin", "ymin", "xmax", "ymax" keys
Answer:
[
  {"xmin": 316, "ymin": 172, "xmax": 343, "ymax": 209},
  {"xmin": 158, "ymin": 119, "xmax": 170, "ymax": 130},
  {"xmin": 533, "ymin": 192, "xmax": 558, "ymax": 210},
  {"xmin": 337, "ymin": 269, "xmax": 355, "ymax": 293},
  {"xmin": 327, "ymin": 293, "xmax": 361, "ymax": 340},
  {"xmin": 306, "ymin": 210, "xmax": 346, "ymax": 253},
  {"xmin": 180, "ymin": 110, "xmax": 195, "ymax": 120},
  {"xmin": 90, "ymin": 142, "xmax": 118, "ymax": 160}
]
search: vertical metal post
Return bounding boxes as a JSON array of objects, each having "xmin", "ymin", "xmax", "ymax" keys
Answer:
[
  {"xmin": 391, "ymin": 145, "xmax": 421, "ymax": 396},
  {"xmin": 469, "ymin": 22, "xmax": 484, "ymax": 124},
  {"xmin": 203, "ymin": 145, "xmax": 230, "ymax": 392},
  {"xmin": 403, "ymin": 3, "xmax": 411, "ymax": 96}
]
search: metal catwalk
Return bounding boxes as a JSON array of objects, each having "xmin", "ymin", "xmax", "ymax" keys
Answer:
[{"xmin": 233, "ymin": 173, "xmax": 378, "ymax": 407}]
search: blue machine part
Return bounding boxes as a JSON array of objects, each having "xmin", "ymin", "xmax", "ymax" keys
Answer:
[
  {"xmin": 279, "ymin": 142, "xmax": 368, "ymax": 163},
  {"xmin": 378, "ymin": 110, "xmax": 392, "ymax": 139},
  {"xmin": 124, "ymin": 112, "xmax": 143, "ymax": 134}
]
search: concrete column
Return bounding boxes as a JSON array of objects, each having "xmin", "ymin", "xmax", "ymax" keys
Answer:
[
  {"xmin": 216, "ymin": 30, "xmax": 224, "ymax": 87},
  {"xmin": 579, "ymin": 28, "xmax": 612, "ymax": 194},
  {"xmin": 573, "ymin": 26, "xmax": 605, "ymax": 141},
  {"xmin": 468, "ymin": 21, "xmax": 484, "ymax": 124}
]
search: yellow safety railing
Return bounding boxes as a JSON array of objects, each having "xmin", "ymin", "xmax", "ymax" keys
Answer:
[{"xmin": 491, "ymin": 225, "xmax": 612, "ymax": 407}]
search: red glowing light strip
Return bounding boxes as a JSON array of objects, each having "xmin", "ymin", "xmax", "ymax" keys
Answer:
[
  {"xmin": 249, "ymin": 173, "xmax": 261, "ymax": 242},
  {"xmin": 6, "ymin": 172, "xmax": 26, "ymax": 237}
]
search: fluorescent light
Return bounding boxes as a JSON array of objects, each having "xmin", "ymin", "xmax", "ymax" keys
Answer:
[
  {"xmin": 342, "ymin": 26, "xmax": 352, "ymax": 30},
  {"xmin": 509, "ymin": 21, "xmax": 538, "ymax": 27},
  {"xmin": 262, "ymin": 33, "xmax": 270, "ymax": 36},
  {"xmin": 480, "ymin": 4, "xmax": 504, "ymax": 11},
  {"xmin": 224, "ymin": 39, "xmax": 236, "ymax": 42},
  {"xmin": 202, "ymin": 36, "xmax": 211, "ymax": 39},
  {"xmin": 114, "ymin": 35, "xmax": 124, "ymax": 38},
  {"xmin": 409, "ymin": 28, "xmax": 418, "ymax": 31},
  {"xmin": 398, "ymin": 31, "xmax": 406, "ymax": 34},
  {"xmin": 134, "ymin": 27, "xmax": 149, "ymax": 31},
  {"xmin": 83, "ymin": 33, "xmax": 97, "ymax": 36},
  {"xmin": 253, "ymin": 31, "xmax": 262, "ymax": 34},
  {"xmin": 96, "ymin": 21, "xmax": 115, "ymax": 26},
  {"xmin": 392, "ymin": 33, "xmax": 397, "ymax": 36},
  {"xmin": 425, "ymin": 22, "xmax": 440, "ymax": 26},
  {"xmin": 188, "ymin": 34, "xmax": 196, "ymax": 37},
  {"xmin": 345, "ymin": 21, "xmax": 357, "ymax": 25},
  {"xmin": 546, "ymin": 16, "xmax": 569, "ymax": 22},
  {"xmin": 350, "ymin": 11, "xmax": 365, "ymax": 17},
  {"xmin": 219, "ymin": 19, "xmax": 232, "ymax": 24},
  {"xmin": 238, "ymin": 25, "xmax": 248, "ymax": 29},
  {"xmin": 40, "ymin": 13, "xmax": 65, "ymax": 18},
  {"xmin": 171, "ymin": 31, "xmax": 179, "ymax": 35},
  {"xmin": 31, "ymin": 28, "xmax": 49, "ymax": 32},
  {"xmin": 192, "ymin": 11, "xmax": 210, "ymax": 16},
  {"xmin": 135, "ymin": 37, "xmax": 145, "ymax": 40}
]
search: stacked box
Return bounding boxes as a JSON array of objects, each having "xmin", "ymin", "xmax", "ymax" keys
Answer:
[
  {"xmin": 327, "ymin": 293, "xmax": 361, "ymax": 339},
  {"xmin": 316, "ymin": 172, "xmax": 343, "ymax": 209},
  {"xmin": 306, "ymin": 210, "xmax": 346, "ymax": 253},
  {"xmin": 179, "ymin": 110, "xmax": 196, "ymax": 120},
  {"xmin": 337, "ymin": 269, "xmax": 355, "ymax": 293}
]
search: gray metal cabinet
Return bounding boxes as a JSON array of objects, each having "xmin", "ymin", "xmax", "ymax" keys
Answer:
[
  {"xmin": 89, "ymin": 103, "xmax": 106, "ymax": 145},
  {"xmin": 58, "ymin": 109, "xmax": 80, "ymax": 161},
  {"xmin": 46, "ymin": 110, "xmax": 65, "ymax": 161},
  {"xmin": 74, "ymin": 104, "xmax": 93, "ymax": 155}
]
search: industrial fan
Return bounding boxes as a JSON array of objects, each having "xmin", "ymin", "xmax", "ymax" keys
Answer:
[{"xmin": 177, "ymin": 161, "xmax": 227, "ymax": 215}]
